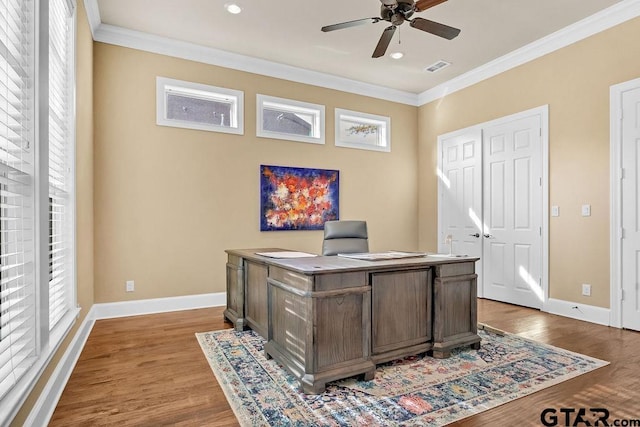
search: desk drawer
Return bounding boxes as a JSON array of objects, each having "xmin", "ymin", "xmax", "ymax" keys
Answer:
[
  {"xmin": 315, "ymin": 272, "xmax": 367, "ymax": 292},
  {"xmin": 269, "ymin": 267, "xmax": 312, "ymax": 292}
]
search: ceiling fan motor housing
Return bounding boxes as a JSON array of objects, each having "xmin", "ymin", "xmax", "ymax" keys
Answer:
[
  {"xmin": 321, "ymin": 0, "xmax": 459, "ymax": 58},
  {"xmin": 380, "ymin": 1, "xmax": 415, "ymax": 24},
  {"xmin": 397, "ymin": 1, "xmax": 415, "ymax": 17}
]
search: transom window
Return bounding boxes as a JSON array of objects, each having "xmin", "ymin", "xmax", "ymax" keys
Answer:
[
  {"xmin": 335, "ymin": 108, "xmax": 390, "ymax": 152},
  {"xmin": 156, "ymin": 77, "xmax": 244, "ymax": 135},
  {"xmin": 257, "ymin": 95, "xmax": 325, "ymax": 145}
]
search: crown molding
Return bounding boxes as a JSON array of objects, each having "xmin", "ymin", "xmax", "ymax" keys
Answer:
[
  {"xmin": 82, "ymin": 0, "xmax": 101, "ymax": 38},
  {"xmin": 84, "ymin": 0, "xmax": 640, "ymax": 107},
  {"xmin": 92, "ymin": 24, "xmax": 420, "ymax": 106},
  {"xmin": 417, "ymin": 0, "xmax": 640, "ymax": 105}
]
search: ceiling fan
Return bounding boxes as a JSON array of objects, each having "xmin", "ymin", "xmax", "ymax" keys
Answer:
[{"xmin": 321, "ymin": 0, "xmax": 460, "ymax": 58}]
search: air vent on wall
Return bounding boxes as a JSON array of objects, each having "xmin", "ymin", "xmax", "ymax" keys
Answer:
[{"xmin": 424, "ymin": 60, "xmax": 451, "ymax": 73}]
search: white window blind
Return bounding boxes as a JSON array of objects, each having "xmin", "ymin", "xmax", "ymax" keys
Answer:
[
  {"xmin": 0, "ymin": 1, "xmax": 76, "ymax": 420},
  {"xmin": 48, "ymin": 0, "xmax": 74, "ymax": 330},
  {"xmin": 0, "ymin": 0, "xmax": 37, "ymax": 400}
]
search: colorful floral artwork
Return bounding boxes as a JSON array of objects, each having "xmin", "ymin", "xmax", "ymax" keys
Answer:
[{"xmin": 260, "ymin": 165, "xmax": 339, "ymax": 231}]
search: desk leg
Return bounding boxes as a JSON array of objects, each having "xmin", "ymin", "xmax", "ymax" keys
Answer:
[
  {"xmin": 432, "ymin": 262, "xmax": 481, "ymax": 357},
  {"xmin": 432, "ymin": 349, "xmax": 450, "ymax": 359},
  {"xmin": 224, "ymin": 259, "xmax": 246, "ymax": 331},
  {"xmin": 362, "ymin": 370, "xmax": 375, "ymax": 381}
]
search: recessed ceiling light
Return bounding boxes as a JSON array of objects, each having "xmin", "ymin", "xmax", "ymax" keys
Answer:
[
  {"xmin": 390, "ymin": 52, "xmax": 404, "ymax": 59},
  {"xmin": 225, "ymin": 3, "xmax": 242, "ymax": 14}
]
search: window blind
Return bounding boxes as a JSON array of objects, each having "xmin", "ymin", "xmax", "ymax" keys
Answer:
[
  {"xmin": 0, "ymin": 0, "xmax": 37, "ymax": 400},
  {"xmin": 48, "ymin": 0, "xmax": 73, "ymax": 331}
]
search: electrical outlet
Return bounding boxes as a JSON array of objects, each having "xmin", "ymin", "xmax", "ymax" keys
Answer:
[
  {"xmin": 581, "ymin": 283, "xmax": 591, "ymax": 297},
  {"xmin": 126, "ymin": 280, "xmax": 135, "ymax": 292},
  {"xmin": 581, "ymin": 204, "xmax": 591, "ymax": 217}
]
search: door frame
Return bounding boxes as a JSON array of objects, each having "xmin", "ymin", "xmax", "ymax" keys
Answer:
[
  {"xmin": 609, "ymin": 77, "xmax": 640, "ymax": 328},
  {"xmin": 437, "ymin": 105, "xmax": 549, "ymax": 303}
]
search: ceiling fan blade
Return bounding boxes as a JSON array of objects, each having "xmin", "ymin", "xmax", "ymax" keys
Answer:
[
  {"xmin": 321, "ymin": 17, "xmax": 380, "ymax": 32},
  {"xmin": 414, "ymin": 0, "xmax": 448, "ymax": 12},
  {"xmin": 410, "ymin": 17, "xmax": 460, "ymax": 40},
  {"xmin": 372, "ymin": 26, "xmax": 397, "ymax": 58}
]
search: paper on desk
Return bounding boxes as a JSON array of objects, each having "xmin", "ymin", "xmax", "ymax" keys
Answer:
[
  {"xmin": 427, "ymin": 253, "xmax": 469, "ymax": 258},
  {"xmin": 338, "ymin": 251, "xmax": 428, "ymax": 260},
  {"xmin": 256, "ymin": 251, "xmax": 318, "ymax": 259}
]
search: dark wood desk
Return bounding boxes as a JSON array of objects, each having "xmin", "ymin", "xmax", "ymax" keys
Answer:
[{"xmin": 224, "ymin": 248, "xmax": 480, "ymax": 393}]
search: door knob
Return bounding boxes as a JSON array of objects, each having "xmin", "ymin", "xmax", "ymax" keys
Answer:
[
  {"xmin": 469, "ymin": 233, "xmax": 480, "ymax": 238},
  {"xmin": 483, "ymin": 233, "xmax": 494, "ymax": 239}
]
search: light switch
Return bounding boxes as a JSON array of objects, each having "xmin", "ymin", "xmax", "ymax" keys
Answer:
[
  {"xmin": 581, "ymin": 204, "xmax": 591, "ymax": 217},
  {"xmin": 551, "ymin": 206, "xmax": 559, "ymax": 217}
]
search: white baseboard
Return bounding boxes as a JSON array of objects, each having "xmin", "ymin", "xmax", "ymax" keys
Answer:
[
  {"xmin": 92, "ymin": 292, "xmax": 227, "ymax": 319},
  {"xmin": 543, "ymin": 298, "xmax": 611, "ymax": 326},
  {"xmin": 25, "ymin": 292, "xmax": 226, "ymax": 426},
  {"xmin": 24, "ymin": 306, "xmax": 97, "ymax": 427}
]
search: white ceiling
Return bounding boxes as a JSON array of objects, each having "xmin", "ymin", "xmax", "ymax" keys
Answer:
[{"xmin": 94, "ymin": 0, "xmax": 624, "ymax": 95}]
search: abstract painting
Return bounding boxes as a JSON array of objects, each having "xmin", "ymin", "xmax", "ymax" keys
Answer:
[{"xmin": 260, "ymin": 165, "xmax": 339, "ymax": 231}]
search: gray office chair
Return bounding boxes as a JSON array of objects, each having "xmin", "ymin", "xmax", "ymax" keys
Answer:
[{"xmin": 322, "ymin": 220, "xmax": 369, "ymax": 256}]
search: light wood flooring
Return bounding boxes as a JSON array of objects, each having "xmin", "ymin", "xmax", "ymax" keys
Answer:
[{"xmin": 49, "ymin": 299, "xmax": 640, "ymax": 426}]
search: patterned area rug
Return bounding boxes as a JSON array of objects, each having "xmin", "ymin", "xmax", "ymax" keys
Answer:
[{"xmin": 195, "ymin": 326, "xmax": 608, "ymax": 426}]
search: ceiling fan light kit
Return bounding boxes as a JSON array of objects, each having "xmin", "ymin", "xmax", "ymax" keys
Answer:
[{"xmin": 321, "ymin": 0, "xmax": 460, "ymax": 59}]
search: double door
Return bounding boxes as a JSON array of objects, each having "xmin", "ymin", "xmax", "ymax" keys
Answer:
[{"xmin": 438, "ymin": 109, "xmax": 544, "ymax": 309}]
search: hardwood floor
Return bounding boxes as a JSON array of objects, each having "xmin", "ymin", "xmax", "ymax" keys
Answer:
[
  {"xmin": 49, "ymin": 308, "xmax": 238, "ymax": 427},
  {"xmin": 50, "ymin": 299, "xmax": 640, "ymax": 426}
]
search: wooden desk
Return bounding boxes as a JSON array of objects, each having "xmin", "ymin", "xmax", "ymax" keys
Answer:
[{"xmin": 224, "ymin": 248, "xmax": 480, "ymax": 394}]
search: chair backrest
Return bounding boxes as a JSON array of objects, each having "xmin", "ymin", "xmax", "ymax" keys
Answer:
[{"xmin": 322, "ymin": 220, "xmax": 369, "ymax": 256}]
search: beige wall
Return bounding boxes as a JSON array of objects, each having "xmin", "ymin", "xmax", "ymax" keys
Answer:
[
  {"xmin": 418, "ymin": 16, "xmax": 640, "ymax": 308},
  {"xmin": 10, "ymin": 1, "xmax": 95, "ymax": 425},
  {"xmin": 93, "ymin": 44, "xmax": 419, "ymax": 302}
]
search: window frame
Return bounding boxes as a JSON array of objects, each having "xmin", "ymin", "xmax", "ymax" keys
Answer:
[
  {"xmin": 256, "ymin": 94, "xmax": 325, "ymax": 145},
  {"xmin": 0, "ymin": 0, "xmax": 78, "ymax": 423},
  {"xmin": 156, "ymin": 76, "xmax": 244, "ymax": 135},
  {"xmin": 334, "ymin": 108, "xmax": 391, "ymax": 152}
]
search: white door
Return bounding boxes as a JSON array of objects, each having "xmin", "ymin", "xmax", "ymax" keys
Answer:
[
  {"xmin": 621, "ymin": 86, "xmax": 640, "ymax": 331},
  {"xmin": 438, "ymin": 129, "xmax": 483, "ymax": 288},
  {"xmin": 482, "ymin": 116, "xmax": 543, "ymax": 309}
]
